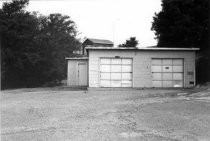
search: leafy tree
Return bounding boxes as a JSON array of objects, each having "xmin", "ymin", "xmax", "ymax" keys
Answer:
[
  {"xmin": 119, "ymin": 37, "xmax": 138, "ymax": 47},
  {"xmin": 1, "ymin": 0, "xmax": 40, "ymax": 88},
  {"xmin": 1, "ymin": 0, "xmax": 81, "ymax": 89},
  {"xmin": 151, "ymin": 0, "xmax": 210, "ymax": 83},
  {"xmin": 37, "ymin": 13, "xmax": 81, "ymax": 83},
  {"xmin": 151, "ymin": 0, "xmax": 209, "ymax": 49}
]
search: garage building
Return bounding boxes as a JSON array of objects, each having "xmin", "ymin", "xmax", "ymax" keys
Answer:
[{"xmin": 66, "ymin": 47, "xmax": 199, "ymax": 88}]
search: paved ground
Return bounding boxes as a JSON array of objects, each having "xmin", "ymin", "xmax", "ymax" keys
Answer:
[{"xmin": 1, "ymin": 87, "xmax": 210, "ymax": 141}]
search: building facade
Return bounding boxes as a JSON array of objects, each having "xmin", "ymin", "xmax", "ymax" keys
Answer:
[{"xmin": 66, "ymin": 47, "xmax": 199, "ymax": 88}]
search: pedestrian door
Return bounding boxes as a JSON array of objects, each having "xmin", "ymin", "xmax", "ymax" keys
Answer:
[{"xmin": 78, "ymin": 62, "xmax": 87, "ymax": 86}]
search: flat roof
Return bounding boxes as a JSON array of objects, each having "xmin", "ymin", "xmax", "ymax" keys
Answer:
[
  {"xmin": 65, "ymin": 57, "xmax": 88, "ymax": 60},
  {"xmin": 86, "ymin": 47, "xmax": 199, "ymax": 51}
]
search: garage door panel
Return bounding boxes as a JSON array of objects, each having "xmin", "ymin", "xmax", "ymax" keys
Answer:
[
  {"xmin": 162, "ymin": 81, "xmax": 173, "ymax": 87},
  {"xmin": 100, "ymin": 80, "xmax": 110, "ymax": 87},
  {"xmin": 152, "ymin": 81, "xmax": 162, "ymax": 87},
  {"xmin": 152, "ymin": 58, "xmax": 183, "ymax": 88},
  {"xmin": 111, "ymin": 73, "xmax": 121, "ymax": 80},
  {"xmin": 101, "ymin": 65, "xmax": 110, "ymax": 72},
  {"xmin": 162, "ymin": 59, "xmax": 172, "ymax": 65},
  {"xmin": 122, "ymin": 65, "xmax": 132, "ymax": 72},
  {"xmin": 162, "ymin": 73, "xmax": 172, "ymax": 80},
  {"xmin": 173, "ymin": 80, "xmax": 183, "ymax": 87},
  {"xmin": 111, "ymin": 65, "xmax": 121, "ymax": 72},
  {"xmin": 173, "ymin": 66, "xmax": 183, "ymax": 72},
  {"xmin": 122, "ymin": 81, "xmax": 132, "ymax": 87},
  {"xmin": 151, "ymin": 66, "xmax": 162, "ymax": 72},
  {"xmin": 173, "ymin": 59, "xmax": 183, "ymax": 65},
  {"xmin": 111, "ymin": 59, "xmax": 121, "ymax": 64},
  {"xmin": 101, "ymin": 73, "xmax": 110, "ymax": 80},
  {"xmin": 173, "ymin": 73, "xmax": 183, "ymax": 80},
  {"xmin": 152, "ymin": 59, "xmax": 162, "ymax": 65},
  {"xmin": 101, "ymin": 59, "xmax": 110, "ymax": 64},
  {"xmin": 122, "ymin": 73, "xmax": 132, "ymax": 80},
  {"xmin": 100, "ymin": 58, "xmax": 132, "ymax": 87},
  {"xmin": 152, "ymin": 73, "xmax": 162, "ymax": 80},
  {"xmin": 111, "ymin": 80, "xmax": 121, "ymax": 87},
  {"xmin": 162, "ymin": 66, "xmax": 172, "ymax": 72},
  {"xmin": 122, "ymin": 59, "xmax": 132, "ymax": 64}
]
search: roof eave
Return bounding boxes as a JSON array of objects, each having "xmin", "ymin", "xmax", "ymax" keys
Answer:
[{"xmin": 85, "ymin": 47, "xmax": 200, "ymax": 51}]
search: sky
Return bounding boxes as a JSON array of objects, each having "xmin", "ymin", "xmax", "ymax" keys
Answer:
[{"xmin": 1, "ymin": 0, "xmax": 162, "ymax": 47}]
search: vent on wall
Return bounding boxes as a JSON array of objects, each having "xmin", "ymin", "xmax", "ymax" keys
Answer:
[
  {"xmin": 187, "ymin": 72, "xmax": 194, "ymax": 75},
  {"xmin": 189, "ymin": 81, "xmax": 194, "ymax": 85}
]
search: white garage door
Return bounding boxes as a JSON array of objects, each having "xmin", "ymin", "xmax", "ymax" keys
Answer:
[
  {"xmin": 100, "ymin": 58, "xmax": 132, "ymax": 87},
  {"xmin": 152, "ymin": 59, "xmax": 184, "ymax": 88}
]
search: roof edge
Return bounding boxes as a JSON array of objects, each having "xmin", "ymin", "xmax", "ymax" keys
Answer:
[
  {"xmin": 85, "ymin": 47, "xmax": 200, "ymax": 51},
  {"xmin": 65, "ymin": 57, "xmax": 88, "ymax": 60}
]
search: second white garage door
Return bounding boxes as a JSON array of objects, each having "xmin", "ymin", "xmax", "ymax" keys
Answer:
[
  {"xmin": 100, "ymin": 58, "xmax": 132, "ymax": 87},
  {"xmin": 152, "ymin": 58, "xmax": 184, "ymax": 88}
]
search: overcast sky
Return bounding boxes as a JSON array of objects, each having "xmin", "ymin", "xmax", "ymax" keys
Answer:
[{"xmin": 1, "ymin": 0, "xmax": 162, "ymax": 47}]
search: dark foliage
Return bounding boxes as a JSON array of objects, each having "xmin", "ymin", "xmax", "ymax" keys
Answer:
[
  {"xmin": 151, "ymin": 0, "xmax": 210, "ymax": 83},
  {"xmin": 119, "ymin": 37, "xmax": 138, "ymax": 47},
  {"xmin": 1, "ymin": 0, "xmax": 81, "ymax": 89}
]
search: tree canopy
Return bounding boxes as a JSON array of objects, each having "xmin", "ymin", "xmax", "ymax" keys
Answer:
[
  {"xmin": 118, "ymin": 37, "xmax": 138, "ymax": 47},
  {"xmin": 1, "ymin": 0, "xmax": 81, "ymax": 89},
  {"xmin": 151, "ymin": 0, "xmax": 209, "ymax": 49}
]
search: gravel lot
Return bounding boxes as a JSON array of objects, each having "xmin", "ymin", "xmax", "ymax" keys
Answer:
[{"xmin": 1, "ymin": 87, "xmax": 210, "ymax": 141}]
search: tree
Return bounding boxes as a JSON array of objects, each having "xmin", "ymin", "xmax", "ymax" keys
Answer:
[
  {"xmin": 118, "ymin": 37, "xmax": 138, "ymax": 47},
  {"xmin": 1, "ymin": 0, "xmax": 81, "ymax": 89},
  {"xmin": 1, "ymin": 0, "xmax": 40, "ymax": 88},
  {"xmin": 151, "ymin": 0, "xmax": 210, "ymax": 83},
  {"xmin": 151, "ymin": 0, "xmax": 209, "ymax": 49},
  {"xmin": 37, "ymin": 13, "xmax": 81, "ymax": 83}
]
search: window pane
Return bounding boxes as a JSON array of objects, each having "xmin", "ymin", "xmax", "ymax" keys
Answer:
[
  {"xmin": 122, "ymin": 81, "xmax": 132, "ymax": 87},
  {"xmin": 111, "ymin": 80, "xmax": 121, "ymax": 87},
  {"xmin": 152, "ymin": 59, "xmax": 162, "ymax": 65},
  {"xmin": 111, "ymin": 65, "xmax": 121, "ymax": 72},
  {"xmin": 162, "ymin": 73, "xmax": 172, "ymax": 80},
  {"xmin": 122, "ymin": 59, "xmax": 132, "ymax": 64},
  {"xmin": 111, "ymin": 59, "xmax": 121, "ymax": 64},
  {"xmin": 100, "ymin": 65, "xmax": 110, "ymax": 72},
  {"xmin": 101, "ymin": 59, "xmax": 110, "ymax": 64},
  {"xmin": 151, "ymin": 66, "xmax": 162, "ymax": 72},
  {"xmin": 122, "ymin": 65, "xmax": 132, "ymax": 72},
  {"xmin": 173, "ymin": 66, "xmax": 183, "ymax": 72},
  {"xmin": 152, "ymin": 81, "xmax": 162, "ymax": 87},
  {"xmin": 111, "ymin": 73, "xmax": 121, "ymax": 80},
  {"xmin": 162, "ymin": 59, "xmax": 172, "ymax": 65},
  {"xmin": 173, "ymin": 59, "xmax": 183, "ymax": 65},
  {"xmin": 152, "ymin": 73, "xmax": 162, "ymax": 80},
  {"xmin": 100, "ymin": 80, "xmax": 110, "ymax": 87},
  {"xmin": 162, "ymin": 81, "xmax": 173, "ymax": 87},
  {"xmin": 162, "ymin": 66, "xmax": 172, "ymax": 72},
  {"xmin": 122, "ymin": 73, "xmax": 132, "ymax": 80},
  {"xmin": 173, "ymin": 73, "xmax": 183, "ymax": 80},
  {"xmin": 173, "ymin": 80, "xmax": 183, "ymax": 87},
  {"xmin": 100, "ymin": 73, "xmax": 110, "ymax": 80}
]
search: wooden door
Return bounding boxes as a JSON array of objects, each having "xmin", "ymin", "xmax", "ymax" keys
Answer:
[{"xmin": 78, "ymin": 63, "xmax": 87, "ymax": 86}]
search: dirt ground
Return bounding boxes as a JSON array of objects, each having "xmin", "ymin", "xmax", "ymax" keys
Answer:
[{"xmin": 1, "ymin": 86, "xmax": 210, "ymax": 141}]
